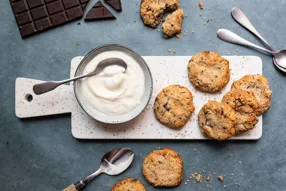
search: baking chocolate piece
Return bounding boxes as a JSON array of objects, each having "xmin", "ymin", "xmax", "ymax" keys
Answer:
[
  {"xmin": 9, "ymin": 0, "xmax": 90, "ymax": 38},
  {"xmin": 104, "ymin": 0, "xmax": 122, "ymax": 12},
  {"xmin": 85, "ymin": 1, "xmax": 116, "ymax": 21}
]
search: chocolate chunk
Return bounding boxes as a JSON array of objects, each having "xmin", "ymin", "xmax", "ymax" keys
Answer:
[
  {"xmin": 104, "ymin": 0, "xmax": 122, "ymax": 12},
  {"xmin": 85, "ymin": 1, "xmax": 116, "ymax": 21},
  {"xmin": 9, "ymin": 0, "xmax": 90, "ymax": 38}
]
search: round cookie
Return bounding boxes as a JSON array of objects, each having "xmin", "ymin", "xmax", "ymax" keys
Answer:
[
  {"xmin": 142, "ymin": 148, "xmax": 183, "ymax": 187},
  {"xmin": 112, "ymin": 178, "xmax": 146, "ymax": 191},
  {"xmin": 140, "ymin": 0, "xmax": 179, "ymax": 28},
  {"xmin": 231, "ymin": 74, "xmax": 272, "ymax": 115},
  {"xmin": 222, "ymin": 89, "xmax": 259, "ymax": 134},
  {"xmin": 188, "ymin": 51, "xmax": 230, "ymax": 93},
  {"xmin": 154, "ymin": 85, "xmax": 195, "ymax": 129},
  {"xmin": 198, "ymin": 101, "xmax": 236, "ymax": 141}
]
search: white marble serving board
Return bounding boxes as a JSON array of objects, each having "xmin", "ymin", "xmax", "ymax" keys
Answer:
[{"xmin": 15, "ymin": 56, "xmax": 263, "ymax": 140}]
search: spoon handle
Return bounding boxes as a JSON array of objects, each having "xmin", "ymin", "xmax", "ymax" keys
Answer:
[
  {"xmin": 33, "ymin": 73, "xmax": 91, "ymax": 95},
  {"xmin": 217, "ymin": 29, "xmax": 274, "ymax": 55},
  {"xmin": 231, "ymin": 7, "xmax": 275, "ymax": 51},
  {"xmin": 62, "ymin": 184, "xmax": 78, "ymax": 191}
]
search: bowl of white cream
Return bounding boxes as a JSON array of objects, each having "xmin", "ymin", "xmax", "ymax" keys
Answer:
[{"xmin": 74, "ymin": 44, "xmax": 153, "ymax": 124}]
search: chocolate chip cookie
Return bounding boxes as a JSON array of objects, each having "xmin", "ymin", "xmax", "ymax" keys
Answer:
[
  {"xmin": 231, "ymin": 74, "xmax": 272, "ymax": 115},
  {"xmin": 154, "ymin": 85, "xmax": 195, "ymax": 129},
  {"xmin": 162, "ymin": 9, "xmax": 184, "ymax": 38},
  {"xmin": 222, "ymin": 89, "xmax": 259, "ymax": 134},
  {"xmin": 112, "ymin": 178, "xmax": 146, "ymax": 191},
  {"xmin": 142, "ymin": 148, "xmax": 183, "ymax": 187},
  {"xmin": 140, "ymin": 0, "xmax": 179, "ymax": 28},
  {"xmin": 198, "ymin": 101, "xmax": 236, "ymax": 141},
  {"xmin": 188, "ymin": 51, "xmax": 230, "ymax": 93}
]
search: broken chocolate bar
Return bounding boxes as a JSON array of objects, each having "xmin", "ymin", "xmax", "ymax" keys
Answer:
[
  {"xmin": 85, "ymin": 1, "xmax": 116, "ymax": 21},
  {"xmin": 104, "ymin": 0, "xmax": 122, "ymax": 12},
  {"xmin": 9, "ymin": 0, "xmax": 90, "ymax": 38}
]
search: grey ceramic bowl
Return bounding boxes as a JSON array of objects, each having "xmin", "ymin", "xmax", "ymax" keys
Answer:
[{"xmin": 74, "ymin": 44, "xmax": 153, "ymax": 124}]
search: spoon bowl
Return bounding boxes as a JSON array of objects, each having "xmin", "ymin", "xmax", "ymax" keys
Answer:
[
  {"xmin": 273, "ymin": 50, "xmax": 286, "ymax": 69},
  {"xmin": 62, "ymin": 148, "xmax": 134, "ymax": 191}
]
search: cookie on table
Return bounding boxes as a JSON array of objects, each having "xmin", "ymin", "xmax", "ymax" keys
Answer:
[
  {"xmin": 198, "ymin": 101, "xmax": 236, "ymax": 141},
  {"xmin": 222, "ymin": 89, "xmax": 259, "ymax": 134},
  {"xmin": 162, "ymin": 9, "xmax": 184, "ymax": 38},
  {"xmin": 187, "ymin": 51, "xmax": 230, "ymax": 93},
  {"xmin": 112, "ymin": 178, "xmax": 146, "ymax": 191},
  {"xmin": 154, "ymin": 85, "xmax": 195, "ymax": 129},
  {"xmin": 142, "ymin": 148, "xmax": 183, "ymax": 187},
  {"xmin": 140, "ymin": 0, "xmax": 179, "ymax": 28},
  {"xmin": 231, "ymin": 74, "xmax": 272, "ymax": 115}
]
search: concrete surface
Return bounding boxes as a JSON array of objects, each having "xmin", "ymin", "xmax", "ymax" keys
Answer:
[{"xmin": 1, "ymin": 0, "xmax": 286, "ymax": 190}]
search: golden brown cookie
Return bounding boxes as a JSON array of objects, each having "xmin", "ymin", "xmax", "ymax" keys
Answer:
[
  {"xmin": 112, "ymin": 178, "xmax": 147, "ymax": 191},
  {"xmin": 198, "ymin": 101, "xmax": 236, "ymax": 141},
  {"xmin": 231, "ymin": 74, "xmax": 272, "ymax": 115},
  {"xmin": 188, "ymin": 51, "xmax": 230, "ymax": 93},
  {"xmin": 222, "ymin": 89, "xmax": 259, "ymax": 134},
  {"xmin": 162, "ymin": 9, "xmax": 184, "ymax": 38},
  {"xmin": 142, "ymin": 148, "xmax": 183, "ymax": 187},
  {"xmin": 140, "ymin": 0, "xmax": 179, "ymax": 28},
  {"xmin": 154, "ymin": 85, "xmax": 195, "ymax": 129}
]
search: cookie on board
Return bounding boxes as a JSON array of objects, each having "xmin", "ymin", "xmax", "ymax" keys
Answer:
[
  {"xmin": 198, "ymin": 101, "xmax": 236, "ymax": 141},
  {"xmin": 188, "ymin": 51, "xmax": 230, "ymax": 93},
  {"xmin": 154, "ymin": 85, "xmax": 195, "ymax": 129},
  {"xmin": 231, "ymin": 74, "xmax": 272, "ymax": 115}
]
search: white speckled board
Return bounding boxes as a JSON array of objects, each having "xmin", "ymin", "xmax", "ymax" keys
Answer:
[{"xmin": 15, "ymin": 56, "xmax": 262, "ymax": 140}]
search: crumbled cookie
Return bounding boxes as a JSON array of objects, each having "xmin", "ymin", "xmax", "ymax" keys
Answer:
[
  {"xmin": 218, "ymin": 176, "xmax": 223, "ymax": 182},
  {"xmin": 231, "ymin": 74, "xmax": 272, "ymax": 115},
  {"xmin": 199, "ymin": 1, "xmax": 204, "ymax": 9},
  {"xmin": 154, "ymin": 85, "xmax": 195, "ymax": 129},
  {"xmin": 162, "ymin": 9, "xmax": 184, "ymax": 38},
  {"xmin": 140, "ymin": 0, "xmax": 179, "ymax": 28},
  {"xmin": 142, "ymin": 148, "xmax": 183, "ymax": 187},
  {"xmin": 222, "ymin": 89, "xmax": 259, "ymax": 134},
  {"xmin": 112, "ymin": 178, "xmax": 146, "ymax": 191},
  {"xmin": 188, "ymin": 51, "xmax": 230, "ymax": 93},
  {"xmin": 198, "ymin": 101, "xmax": 236, "ymax": 141}
]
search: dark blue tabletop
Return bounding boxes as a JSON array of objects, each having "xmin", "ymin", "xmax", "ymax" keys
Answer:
[{"xmin": 1, "ymin": 0, "xmax": 286, "ymax": 190}]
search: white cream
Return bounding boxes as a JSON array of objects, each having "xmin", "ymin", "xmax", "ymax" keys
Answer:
[{"xmin": 81, "ymin": 50, "xmax": 145, "ymax": 115}]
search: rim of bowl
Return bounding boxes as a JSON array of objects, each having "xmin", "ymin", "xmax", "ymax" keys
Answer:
[{"xmin": 74, "ymin": 44, "xmax": 153, "ymax": 124}]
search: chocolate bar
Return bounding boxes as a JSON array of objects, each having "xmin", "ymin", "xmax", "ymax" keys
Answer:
[
  {"xmin": 85, "ymin": 1, "xmax": 116, "ymax": 21},
  {"xmin": 104, "ymin": 0, "xmax": 122, "ymax": 12},
  {"xmin": 10, "ymin": 0, "xmax": 90, "ymax": 38}
]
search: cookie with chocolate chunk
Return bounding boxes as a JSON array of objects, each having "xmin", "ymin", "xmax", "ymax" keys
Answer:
[
  {"xmin": 222, "ymin": 89, "xmax": 259, "ymax": 134},
  {"xmin": 142, "ymin": 148, "xmax": 183, "ymax": 187},
  {"xmin": 154, "ymin": 85, "xmax": 195, "ymax": 129},
  {"xmin": 162, "ymin": 9, "xmax": 184, "ymax": 38},
  {"xmin": 231, "ymin": 74, "xmax": 272, "ymax": 115},
  {"xmin": 198, "ymin": 101, "xmax": 236, "ymax": 141},
  {"xmin": 140, "ymin": 0, "xmax": 179, "ymax": 28},
  {"xmin": 112, "ymin": 178, "xmax": 146, "ymax": 191},
  {"xmin": 188, "ymin": 51, "xmax": 230, "ymax": 93}
]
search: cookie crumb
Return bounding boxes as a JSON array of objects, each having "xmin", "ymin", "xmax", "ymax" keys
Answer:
[
  {"xmin": 176, "ymin": 34, "xmax": 180, "ymax": 39},
  {"xmin": 133, "ymin": 20, "xmax": 136, "ymax": 23},
  {"xmin": 199, "ymin": 1, "xmax": 204, "ymax": 9},
  {"xmin": 213, "ymin": 172, "xmax": 216, "ymax": 175},
  {"xmin": 206, "ymin": 175, "xmax": 211, "ymax": 181},
  {"xmin": 168, "ymin": 49, "xmax": 172, "ymax": 52},
  {"xmin": 173, "ymin": 50, "xmax": 176, "ymax": 54},
  {"xmin": 209, "ymin": 186, "xmax": 212, "ymax": 189},
  {"xmin": 218, "ymin": 176, "xmax": 223, "ymax": 182},
  {"xmin": 194, "ymin": 148, "xmax": 196, "ymax": 152}
]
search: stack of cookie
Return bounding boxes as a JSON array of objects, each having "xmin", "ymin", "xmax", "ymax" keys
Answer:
[
  {"xmin": 153, "ymin": 51, "xmax": 272, "ymax": 141},
  {"xmin": 140, "ymin": 0, "xmax": 184, "ymax": 38}
]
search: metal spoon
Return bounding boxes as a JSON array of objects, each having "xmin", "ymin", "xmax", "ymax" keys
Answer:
[
  {"xmin": 62, "ymin": 148, "xmax": 134, "ymax": 191},
  {"xmin": 231, "ymin": 7, "xmax": 286, "ymax": 72},
  {"xmin": 217, "ymin": 29, "xmax": 286, "ymax": 70},
  {"xmin": 33, "ymin": 58, "xmax": 128, "ymax": 95}
]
